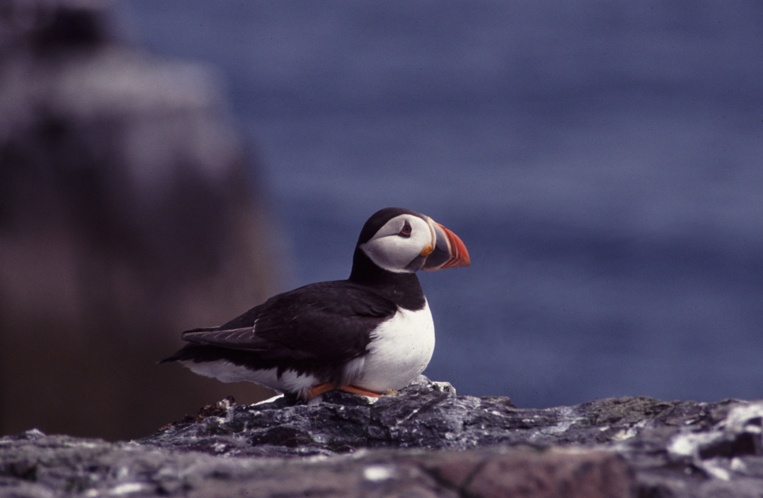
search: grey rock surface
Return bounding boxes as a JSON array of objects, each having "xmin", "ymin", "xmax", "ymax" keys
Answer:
[
  {"xmin": 2, "ymin": 377, "xmax": 763, "ymax": 497},
  {"xmin": 1, "ymin": 431, "xmax": 632, "ymax": 498}
]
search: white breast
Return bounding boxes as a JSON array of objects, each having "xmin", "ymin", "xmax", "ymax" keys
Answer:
[{"xmin": 353, "ymin": 300, "xmax": 435, "ymax": 392}]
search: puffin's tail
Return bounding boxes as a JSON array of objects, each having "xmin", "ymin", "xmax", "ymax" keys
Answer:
[{"xmin": 158, "ymin": 326, "xmax": 220, "ymax": 364}]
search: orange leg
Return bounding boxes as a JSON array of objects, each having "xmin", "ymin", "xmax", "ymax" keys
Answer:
[
  {"xmin": 338, "ymin": 385, "xmax": 382, "ymax": 397},
  {"xmin": 306, "ymin": 383, "xmax": 383, "ymax": 399},
  {"xmin": 306, "ymin": 382, "xmax": 335, "ymax": 399}
]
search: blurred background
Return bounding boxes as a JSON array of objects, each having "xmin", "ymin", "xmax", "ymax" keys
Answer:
[{"xmin": 1, "ymin": 0, "xmax": 762, "ymax": 440}]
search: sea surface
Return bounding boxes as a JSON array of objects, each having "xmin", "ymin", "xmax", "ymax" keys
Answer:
[{"xmin": 123, "ymin": 1, "xmax": 763, "ymax": 407}]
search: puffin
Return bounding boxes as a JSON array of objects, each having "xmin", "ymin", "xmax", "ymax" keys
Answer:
[{"xmin": 161, "ymin": 207, "xmax": 470, "ymax": 399}]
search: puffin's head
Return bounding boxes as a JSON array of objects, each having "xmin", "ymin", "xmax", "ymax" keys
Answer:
[{"xmin": 356, "ymin": 207, "xmax": 470, "ymax": 274}]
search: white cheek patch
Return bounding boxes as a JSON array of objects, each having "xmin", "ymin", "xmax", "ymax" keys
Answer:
[
  {"xmin": 360, "ymin": 237, "xmax": 415, "ymax": 273},
  {"xmin": 360, "ymin": 216, "xmax": 433, "ymax": 273}
]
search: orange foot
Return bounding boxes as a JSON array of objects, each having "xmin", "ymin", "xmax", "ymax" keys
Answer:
[{"xmin": 306, "ymin": 383, "xmax": 383, "ymax": 400}]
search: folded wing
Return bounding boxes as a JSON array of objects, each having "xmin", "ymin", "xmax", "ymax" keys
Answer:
[{"xmin": 174, "ymin": 281, "xmax": 398, "ymax": 365}]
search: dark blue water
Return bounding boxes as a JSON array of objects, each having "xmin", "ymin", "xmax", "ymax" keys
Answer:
[{"xmin": 122, "ymin": 1, "xmax": 763, "ymax": 407}]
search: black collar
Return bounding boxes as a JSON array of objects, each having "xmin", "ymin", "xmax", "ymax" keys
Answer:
[{"xmin": 348, "ymin": 249, "xmax": 426, "ymax": 311}]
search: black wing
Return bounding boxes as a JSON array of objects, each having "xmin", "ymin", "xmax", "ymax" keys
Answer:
[{"xmin": 177, "ymin": 280, "xmax": 397, "ymax": 364}]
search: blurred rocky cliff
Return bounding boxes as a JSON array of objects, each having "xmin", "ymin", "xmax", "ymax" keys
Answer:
[{"xmin": 0, "ymin": 0, "xmax": 279, "ymax": 439}]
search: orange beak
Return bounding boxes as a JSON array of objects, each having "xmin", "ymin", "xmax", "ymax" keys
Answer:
[{"xmin": 422, "ymin": 221, "xmax": 471, "ymax": 271}]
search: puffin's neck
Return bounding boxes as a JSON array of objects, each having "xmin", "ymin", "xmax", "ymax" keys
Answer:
[{"xmin": 349, "ymin": 249, "xmax": 426, "ymax": 310}]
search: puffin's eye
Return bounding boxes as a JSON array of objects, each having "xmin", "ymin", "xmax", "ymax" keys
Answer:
[{"xmin": 399, "ymin": 220, "xmax": 412, "ymax": 238}]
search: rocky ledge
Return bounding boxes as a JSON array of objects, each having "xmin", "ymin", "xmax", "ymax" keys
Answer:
[{"xmin": 2, "ymin": 377, "xmax": 763, "ymax": 497}]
